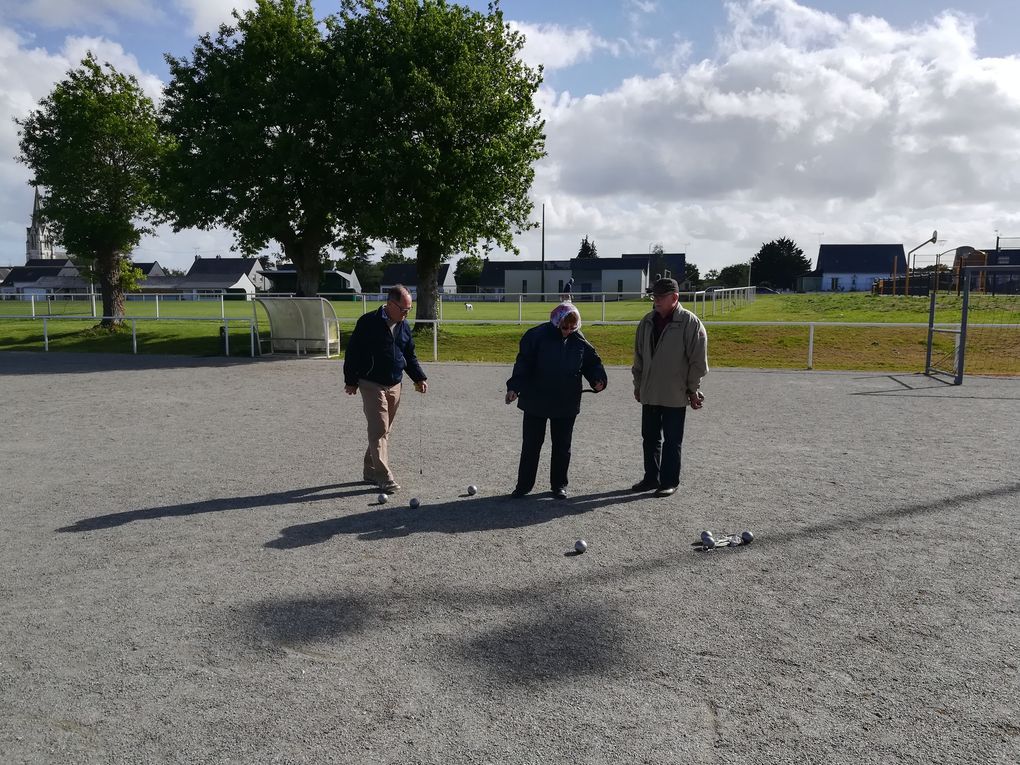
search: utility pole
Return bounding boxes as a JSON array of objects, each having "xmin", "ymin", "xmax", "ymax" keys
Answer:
[{"xmin": 540, "ymin": 203, "xmax": 545, "ymax": 299}]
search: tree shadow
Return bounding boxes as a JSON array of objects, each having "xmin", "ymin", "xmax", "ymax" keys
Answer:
[
  {"xmin": 56, "ymin": 482, "xmax": 374, "ymax": 532},
  {"xmin": 0, "ymin": 350, "xmax": 294, "ymax": 376},
  {"xmin": 265, "ymin": 488, "xmax": 653, "ymax": 549}
]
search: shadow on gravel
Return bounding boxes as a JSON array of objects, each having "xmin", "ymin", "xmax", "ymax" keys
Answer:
[
  {"xmin": 56, "ymin": 482, "xmax": 374, "ymax": 532},
  {"xmin": 788, "ymin": 483, "xmax": 1020, "ymax": 542},
  {"xmin": 0, "ymin": 350, "xmax": 292, "ymax": 376},
  {"xmin": 266, "ymin": 488, "xmax": 656, "ymax": 549},
  {"xmin": 246, "ymin": 592, "xmax": 638, "ymax": 685},
  {"xmin": 458, "ymin": 605, "xmax": 636, "ymax": 686}
]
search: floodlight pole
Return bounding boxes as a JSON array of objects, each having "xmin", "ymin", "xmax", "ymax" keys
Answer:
[
  {"xmin": 540, "ymin": 203, "xmax": 545, "ymax": 300},
  {"xmin": 906, "ymin": 230, "xmax": 938, "ymax": 297}
]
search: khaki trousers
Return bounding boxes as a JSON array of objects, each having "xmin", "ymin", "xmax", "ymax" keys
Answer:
[{"xmin": 359, "ymin": 379, "xmax": 402, "ymax": 483}]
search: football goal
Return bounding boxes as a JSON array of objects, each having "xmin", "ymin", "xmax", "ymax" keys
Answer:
[
  {"xmin": 926, "ymin": 265, "xmax": 1020, "ymax": 384},
  {"xmin": 254, "ymin": 297, "xmax": 341, "ymax": 357}
]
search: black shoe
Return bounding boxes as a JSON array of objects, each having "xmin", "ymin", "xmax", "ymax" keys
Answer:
[
  {"xmin": 654, "ymin": 485, "xmax": 678, "ymax": 497},
  {"xmin": 631, "ymin": 478, "xmax": 658, "ymax": 492},
  {"xmin": 510, "ymin": 487, "xmax": 530, "ymax": 498},
  {"xmin": 552, "ymin": 487, "xmax": 567, "ymax": 500}
]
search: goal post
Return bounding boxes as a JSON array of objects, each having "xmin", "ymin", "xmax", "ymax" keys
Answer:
[{"xmin": 926, "ymin": 265, "xmax": 1020, "ymax": 384}]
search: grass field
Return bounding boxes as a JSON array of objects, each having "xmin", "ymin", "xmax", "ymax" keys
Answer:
[{"xmin": 1, "ymin": 292, "xmax": 1017, "ymax": 375}]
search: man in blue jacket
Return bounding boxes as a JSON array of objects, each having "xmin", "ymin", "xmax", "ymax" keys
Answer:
[{"xmin": 344, "ymin": 285, "xmax": 428, "ymax": 494}]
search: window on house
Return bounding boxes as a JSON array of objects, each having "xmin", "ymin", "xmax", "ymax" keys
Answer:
[
  {"xmin": 830, "ymin": 277, "xmax": 840, "ymax": 291},
  {"xmin": 521, "ymin": 279, "xmax": 527, "ymax": 294},
  {"xmin": 617, "ymin": 279, "xmax": 624, "ymax": 293}
]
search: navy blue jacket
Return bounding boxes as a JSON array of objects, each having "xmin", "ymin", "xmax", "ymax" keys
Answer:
[
  {"xmin": 507, "ymin": 323, "xmax": 608, "ymax": 419},
  {"xmin": 343, "ymin": 307, "xmax": 427, "ymax": 387}
]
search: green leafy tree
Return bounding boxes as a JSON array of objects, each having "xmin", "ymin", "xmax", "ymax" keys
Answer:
[
  {"xmin": 339, "ymin": 0, "xmax": 546, "ymax": 324},
  {"xmin": 16, "ymin": 55, "xmax": 166, "ymax": 327},
  {"xmin": 684, "ymin": 262, "xmax": 700, "ymax": 288},
  {"xmin": 577, "ymin": 235, "xmax": 598, "ymax": 259},
  {"xmin": 454, "ymin": 253, "xmax": 484, "ymax": 289},
  {"xmin": 718, "ymin": 263, "xmax": 748, "ymax": 287},
  {"xmin": 704, "ymin": 268, "xmax": 720, "ymax": 283},
  {"xmin": 750, "ymin": 237, "xmax": 811, "ymax": 290},
  {"xmin": 160, "ymin": 0, "xmax": 366, "ymax": 296}
]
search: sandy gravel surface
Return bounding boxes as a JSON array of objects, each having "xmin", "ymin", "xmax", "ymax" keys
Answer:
[{"xmin": 1, "ymin": 351, "xmax": 1018, "ymax": 764}]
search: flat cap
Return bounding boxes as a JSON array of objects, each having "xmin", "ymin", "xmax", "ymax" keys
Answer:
[{"xmin": 651, "ymin": 277, "xmax": 679, "ymax": 296}]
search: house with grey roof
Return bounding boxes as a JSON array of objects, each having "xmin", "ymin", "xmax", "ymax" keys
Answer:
[
  {"xmin": 478, "ymin": 253, "xmax": 679, "ymax": 298},
  {"xmin": 0, "ymin": 258, "xmax": 90, "ymax": 295},
  {"xmin": 175, "ymin": 256, "xmax": 267, "ymax": 296},
  {"xmin": 810, "ymin": 244, "xmax": 906, "ymax": 292},
  {"xmin": 380, "ymin": 263, "xmax": 456, "ymax": 295},
  {"xmin": 262, "ymin": 266, "xmax": 361, "ymax": 294}
]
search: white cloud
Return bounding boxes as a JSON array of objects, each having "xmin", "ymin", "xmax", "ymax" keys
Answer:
[
  {"xmin": 174, "ymin": 0, "xmax": 257, "ymax": 36},
  {"xmin": 510, "ymin": 0, "xmax": 1020, "ymax": 270},
  {"xmin": 511, "ymin": 21, "xmax": 617, "ymax": 71}
]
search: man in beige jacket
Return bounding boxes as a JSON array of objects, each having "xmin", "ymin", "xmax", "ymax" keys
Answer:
[{"xmin": 631, "ymin": 277, "xmax": 709, "ymax": 497}]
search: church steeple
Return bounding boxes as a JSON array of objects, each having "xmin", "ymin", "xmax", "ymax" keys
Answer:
[{"xmin": 26, "ymin": 187, "xmax": 55, "ymax": 262}]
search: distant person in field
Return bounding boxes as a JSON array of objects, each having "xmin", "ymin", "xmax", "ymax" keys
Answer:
[
  {"xmin": 562, "ymin": 277, "xmax": 574, "ymax": 300},
  {"xmin": 631, "ymin": 277, "xmax": 708, "ymax": 497},
  {"xmin": 505, "ymin": 302, "xmax": 607, "ymax": 499},
  {"xmin": 343, "ymin": 284, "xmax": 427, "ymax": 494}
]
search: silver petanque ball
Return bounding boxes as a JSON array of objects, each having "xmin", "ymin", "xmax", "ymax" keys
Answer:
[
  {"xmin": 377, "ymin": 493, "xmax": 388, "ymax": 504},
  {"xmin": 467, "ymin": 485, "xmax": 478, "ymax": 496},
  {"xmin": 574, "ymin": 539, "xmax": 588, "ymax": 554},
  {"xmin": 741, "ymin": 530, "xmax": 754, "ymax": 543},
  {"xmin": 409, "ymin": 498, "xmax": 420, "ymax": 509}
]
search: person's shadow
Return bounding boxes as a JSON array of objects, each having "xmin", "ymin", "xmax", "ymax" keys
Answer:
[
  {"xmin": 56, "ymin": 482, "xmax": 376, "ymax": 533},
  {"xmin": 265, "ymin": 488, "xmax": 654, "ymax": 549}
]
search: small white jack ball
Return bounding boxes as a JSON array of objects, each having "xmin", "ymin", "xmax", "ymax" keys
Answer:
[
  {"xmin": 377, "ymin": 493, "xmax": 388, "ymax": 504},
  {"xmin": 741, "ymin": 530, "xmax": 754, "ymax": 543},
  {"xmin": 574, "ymin": 539, "xmax": 588, "ymax": 554},
  {"xmin": 467, "ymin": 485, "xmax": 478, "ymax": 496},
  {"xmin": 409, "ymin": 498, "xmax": 420, "ymax": 509}
]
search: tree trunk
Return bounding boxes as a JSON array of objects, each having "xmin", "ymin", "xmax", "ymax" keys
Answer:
[
  {"xmin": 415, "ymin": 239, "xmax": 442, "ymax": 326},
  {"xmin": 282, "ymin": 234, "xmax": 325, "ymax": 298},
  {"xmin": 96, "ymin": 250, "xmax": 125, "ymax": 329}
]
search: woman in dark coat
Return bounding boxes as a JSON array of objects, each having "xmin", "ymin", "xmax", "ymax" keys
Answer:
[{"xmin": 505, "ymin": 302, "xmax": 608, "ymax": 499}]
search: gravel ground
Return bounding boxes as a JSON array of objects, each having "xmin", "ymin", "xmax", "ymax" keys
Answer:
[{"xmin": 1, "ymin": 351, "xmax": 1018, "ymax": 765}]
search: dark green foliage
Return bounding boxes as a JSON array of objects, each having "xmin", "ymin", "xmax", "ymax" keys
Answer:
[
  {"xmin": 160, "ymin": 0, "xmax": 365, "ymax": 297},
  {"xmin": 337, "ymin": 0, "xmax": 546, "ymax": 322},
  {"xmin": 454, "ymin": 254, "xmax": 484, "ymax": 288},
  {"xmin": 751, "ymin": 237, "xmax": 811, "ymax": 289},
  {"xmin": 577, "ymin": 235, "xmax": 598, "ymax": 259},
  {"xmin": 719, "ymin": 263, "xmax": 749, "ymax": 287},
  {"xmin": 16, "ymin": 55, "xmax": 166, "ymax": 326}
]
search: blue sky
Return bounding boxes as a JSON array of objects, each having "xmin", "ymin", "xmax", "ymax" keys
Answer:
[{"xmin": 3, "ymin": 0, "xmax": 1020, "ymax": 273}]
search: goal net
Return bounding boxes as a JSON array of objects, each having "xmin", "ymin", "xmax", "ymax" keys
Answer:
[{"xmin": 926, "ymin": 264, "xmax": 1020, "ymax": 383}]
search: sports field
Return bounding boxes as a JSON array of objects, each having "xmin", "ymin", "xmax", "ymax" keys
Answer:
[{"xmin": 1, "ymin": 352, "xmax": 1017, "ymax": 763}]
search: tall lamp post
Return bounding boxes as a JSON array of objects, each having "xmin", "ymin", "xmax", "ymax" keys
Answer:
[
  {"xmin": 540, "ymin": 203, "xmax": 545, "ymax": 300},
  {"xmin": 905, "ymin": 229, "xmax": 937, "ymax": 296}
]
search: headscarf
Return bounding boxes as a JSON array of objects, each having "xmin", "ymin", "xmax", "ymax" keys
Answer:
[{"xmin": 549, "ymin": 301, "xmax": 581, "ymax": 331}]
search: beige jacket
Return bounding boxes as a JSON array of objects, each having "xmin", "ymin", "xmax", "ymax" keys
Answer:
[{"xmin": 632, "ymin": 305, "xmax": 709, "ymax": 407}]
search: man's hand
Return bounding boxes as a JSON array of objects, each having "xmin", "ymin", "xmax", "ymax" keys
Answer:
[
  {"xmin": 633, "ymin": 389, "xmax": 641, "ymax": 402},
  {"xmin": 688, "ymin": 391, "xmax": 705, "ymax": 410},
  {"xmin": 414, "ymin": 381, "xmax": 428, "ymax": 394},
  {"xmin": 593, "ymin": 380, "xmax": 606, "ymax": 392},
  {"xmin": 505, "ymin": 390, "xmax": 518, "ymax": 405},
  {"xmin": 344, "ymin": 384, "xmax": 358, "ymax": 396}
]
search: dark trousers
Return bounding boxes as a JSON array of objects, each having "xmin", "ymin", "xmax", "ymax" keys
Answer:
[
  {"xmin": 516, "ymin": 414, "xmax": 577, "ymax": 492},
  {"xmin": 641, "ymin": 404, "xmax": 687, "ymax": 489}
]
